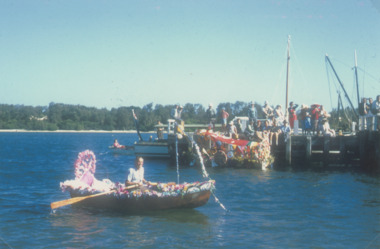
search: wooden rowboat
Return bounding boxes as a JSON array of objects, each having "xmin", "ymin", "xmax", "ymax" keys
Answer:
[{"xmin": 61, "ymin": 180, "xmax": 215, "ymax": 213}]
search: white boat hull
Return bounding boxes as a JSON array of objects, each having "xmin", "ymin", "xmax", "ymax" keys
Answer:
[{"xmin": 134, "ymin": 141, "xmax": 170, "ymax": 158}]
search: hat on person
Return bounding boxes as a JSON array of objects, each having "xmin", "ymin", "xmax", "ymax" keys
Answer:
[{"xmin": 209, "ymin": 103, "xmax": 213, "ymax": 107}]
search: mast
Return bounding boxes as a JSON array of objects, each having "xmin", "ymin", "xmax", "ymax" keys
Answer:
[
  {"xmin": 325, "ymin": 54, "xmax": 359, "ymax": 118},
  {"xmin": 354, "ymin": 50, "xmax": 360, "ymax": 109},
  {"xmin": 285, "ymin": 35, "xmax": 291, "ymax": 117}
]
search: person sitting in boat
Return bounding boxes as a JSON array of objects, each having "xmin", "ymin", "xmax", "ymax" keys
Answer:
[
  {"xmin": 244, "ymin": 120, "xmax": 255, "ymax": 140},
  {"xmin": 226, "ymin": 121, "xmax": 238, "ymax": 139},
  {"xmin": 253, "ymin": 120, "xmax": 264, "ymax": 142},
  {"xmin": 236, "ymin": 118, "xmax": 243, "ymax": 135},
  {"xmin": 125, "ymin": 157, "xmax": 150, "ymax": 186},
  {"xmin": 113, "ymin": 139, "xmax": 125, "ymax": 149}
]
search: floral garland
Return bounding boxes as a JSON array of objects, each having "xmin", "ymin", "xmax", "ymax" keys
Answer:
[
  {"xmin": 194, "ymin": 131, "xmax": 272, "ymax": 165},
  {"xmin": 74, "ymin": 150, "xmax": 96, "ymax": 180}
]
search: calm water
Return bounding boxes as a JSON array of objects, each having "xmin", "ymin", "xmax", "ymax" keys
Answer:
[{"xmin": 0, "ymin": 132, "xmax": 379, "ymax": 248}]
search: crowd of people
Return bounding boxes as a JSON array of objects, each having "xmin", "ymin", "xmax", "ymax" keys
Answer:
[
  {"xmin": 203, "ymin": 100, "xmax": 343, "ymax": 145},
  {"xmin": 162, "ymin": 97, "xmax": 380, "ymax": 143},
  {"xmin": 359, "ymin": 95, "xmax": 380, "ymax": 131}
]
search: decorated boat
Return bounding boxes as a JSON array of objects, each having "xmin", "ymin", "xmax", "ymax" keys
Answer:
[
  {"xmin": 59, "ymin": 179, "xmax": 214, "ymax": 212},
  {"xmin": 193, "ymin": 128, "xmax": 274, "ymax": 170},
  {"xmin": 51, "ymin": 150, "xmax": 215, "ymax": 212}
]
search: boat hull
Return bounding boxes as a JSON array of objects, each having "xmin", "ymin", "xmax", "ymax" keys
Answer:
[
  {"xmin": 69, "ymin": 189, "xmax": 211, "ymax": 212},
  {"xmin": 134, "ymin": 141, "xmax": 170, "ymax": 158}
]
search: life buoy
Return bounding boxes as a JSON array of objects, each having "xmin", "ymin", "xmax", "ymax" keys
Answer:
[{"xmin": 227, "ymin": 150, "xmax": 234, "ymax": 159}]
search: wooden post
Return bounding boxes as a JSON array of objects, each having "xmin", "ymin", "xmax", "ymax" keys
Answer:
[
  {"xmin": 286, "ymin": 135, "xmax": 292, "ymax": 165},
  {"xmin": 306, "ymin": 136, "xmax": 312, "ymax": 162},
  {"xmin": 339, "ymin": 136, "xmax": 346, "ymax": 164},
  {"xmin": 323, "ymin": 136, "xmax": 330, "ymax": 166},
  {"xmin": 359, "ymin": 132, "xmax": 366, "ymax": 165}
]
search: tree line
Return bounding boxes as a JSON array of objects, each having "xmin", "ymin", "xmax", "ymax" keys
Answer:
[{"xmin": 0, "ymin": 102, "xmax": 354, "ymax": 131}]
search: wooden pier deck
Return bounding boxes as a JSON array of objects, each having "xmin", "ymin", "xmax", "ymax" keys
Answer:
[{"xmin": 272, "ymin": 131, "xmax": 380, "ymax": 170}]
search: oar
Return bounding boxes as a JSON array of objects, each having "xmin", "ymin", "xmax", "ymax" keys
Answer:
[{"xmin": 50, "ymin": 184, "xmax": 139, "ymax": 210}]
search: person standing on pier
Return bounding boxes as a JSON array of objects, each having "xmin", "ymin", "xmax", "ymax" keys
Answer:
[
  {"xmin": 206, "ymin": 103, "xmax": 216, "ymax": 129},
  {"xmin": 221, "ymin": 107, "xmax": 229, "ymax": 132},
  {"xmin": 372, "ymin": 95, "xmax": 380, "ymax": 131},
  {"xmin": 368, "ymin": 98, "xmax": 375, "ymax": 131},
  {"xmin": 248, "ymin": 101, "xmax": 257, "ymax": 123},
  {"xmin": 359, "ymin": 98, "xmax": 370, "ymax": 130},
  {"xmin": 288, "ymin": 101, "xmax": 298, "ymax": 129},
  {"xmin": 311, "ymin": 104, "xmax": 321, "ymax": 135},
  {"xmin": 171, "ymin": 104, "xmax": 182, "ymax": 121},
  {"xmin": 262, "ymin": 101, "xmax": 274, "ymax": 120}
]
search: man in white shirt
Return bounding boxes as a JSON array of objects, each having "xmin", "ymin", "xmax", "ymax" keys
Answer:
[{"xmin": 125, "ymin": 157, "xmax": 149, "ymax": 186}]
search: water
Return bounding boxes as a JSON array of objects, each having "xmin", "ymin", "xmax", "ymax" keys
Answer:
[{"xmin": 0, "ymin": 132, "xmax": 379, "ymax": 248}]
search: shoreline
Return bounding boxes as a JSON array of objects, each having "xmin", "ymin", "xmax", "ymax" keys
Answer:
[{"xmin": 0, "ymin": 129, "xmax": 156, "ymax": 133}]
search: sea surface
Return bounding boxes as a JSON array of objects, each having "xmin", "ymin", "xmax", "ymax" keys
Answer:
[{"xmin": 0, "ymin": 132, "xmax": 379, "ymax": 248}]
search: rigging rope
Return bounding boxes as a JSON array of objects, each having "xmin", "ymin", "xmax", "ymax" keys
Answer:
[
  {"xmin": 183, "ymin": 131, "xmax": 227, "ymax": 211},
  {"xmin": 175, "ymin": 135, "xmax": 180, "ymax": 185},
  {"xmin": 325, "ymin": 56, "xmax": 335, "ymax": 110}
]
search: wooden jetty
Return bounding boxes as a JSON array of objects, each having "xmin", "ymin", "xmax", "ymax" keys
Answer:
[{"xmin": 272, "ymin": 131, "xmax": 380, "ymax": 171}]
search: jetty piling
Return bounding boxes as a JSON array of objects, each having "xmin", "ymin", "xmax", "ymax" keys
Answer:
[{"xmin": 272, "ymin": 131, "xmax": 379, "ymax": 170}]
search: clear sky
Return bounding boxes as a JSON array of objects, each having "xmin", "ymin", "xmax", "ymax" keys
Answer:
[{"xmin": 1, "ymin": 0, "xmax": 379, "ymax": 112}]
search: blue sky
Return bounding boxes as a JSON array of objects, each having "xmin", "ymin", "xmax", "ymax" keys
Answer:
[{"xmin": 1, "ymin": 0, "xmax": 379, "ymax": 112}]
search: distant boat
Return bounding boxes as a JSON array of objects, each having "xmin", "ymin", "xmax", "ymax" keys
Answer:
[
  {"xmin": 132, "ymin": 119, "xmax": 192, "ymax": 162},
  {"xmin": 108, "ymin": 145, "xmax": 134, "ymax": 155}
]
